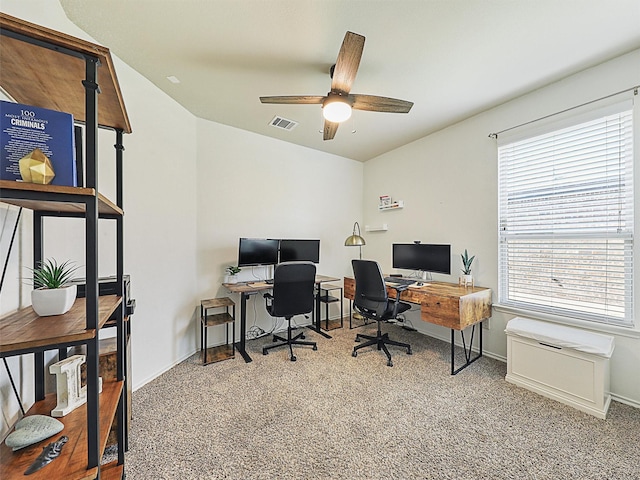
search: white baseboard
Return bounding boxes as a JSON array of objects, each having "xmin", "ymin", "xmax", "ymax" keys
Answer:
[
  {"xmin": 611, "ymin": 393, "xmax": 640, "ymax": 409},
  {"xmin": 132, "ymin": 348, "xmax": 196, "ymax": 393}
]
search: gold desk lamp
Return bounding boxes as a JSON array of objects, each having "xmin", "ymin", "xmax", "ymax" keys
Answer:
[
  {"xmin": 344, "ymin": 222, "xmax": 366, "ymax": 259},
  {"xmin": 345, "ymin": 221, "xmax": 367, "ymax": 324}
]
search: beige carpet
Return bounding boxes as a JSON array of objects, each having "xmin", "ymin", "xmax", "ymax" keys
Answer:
[{"xmin": 124, "ymin": 323, "xmax": 640, "ymax": 479}]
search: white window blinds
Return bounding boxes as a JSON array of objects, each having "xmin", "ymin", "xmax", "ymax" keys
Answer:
[{"xmin": 498, "ymin": 106, "xmax": 634, "ymax": 327}]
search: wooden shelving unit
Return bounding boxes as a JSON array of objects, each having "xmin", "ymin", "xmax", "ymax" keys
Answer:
[
  {"xmin": 200, "ymin": 298, "xmax": 236, "ymax": 365},
  {"xmin": 0, "ymin": 12, "xmax": 131, "ymax": 479}
]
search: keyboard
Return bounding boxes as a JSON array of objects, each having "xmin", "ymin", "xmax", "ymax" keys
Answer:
[{"xmin": 384, "ymin": 277, "xmax": 416, "ymax": 286}]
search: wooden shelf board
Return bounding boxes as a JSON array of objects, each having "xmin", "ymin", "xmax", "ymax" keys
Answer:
[
  {"xmin": 0, "ymin": 13, "xmax": 131, "ymax": 133},
  {"xmin": 0, "ymin": 380, "xmax": 123, "ymax": 480},
  {"xmin": 201, "ymin": 297, "xmax": 235, "ymax": 309},
  {"xmin": 323, "ymin": 319, "xmax": 344, "ymax": 331},
  {"xmin": 203, "ymin": 344, "xmax": 234, "ymax": 365},
  {"xmin": 103, "ymin": 315, "xmax": 130, "ymax": 329},
  {"xmin": 0, "ymin": 181, "xmax": 123, "ymax": 216},
  {"xmin": 319, "ymin": 295, "xmax": 340, "ymax": 303},
  {"xmin": 100, "ymin": 461, "xmax": 124, "ymax": 480},
  {"xmin": 0, "ymin": 296, "xmax": 122, "ymax": 355},
  {"xmin": 202, "ymin": 312, "xmax": 234, "ymax": 327}
]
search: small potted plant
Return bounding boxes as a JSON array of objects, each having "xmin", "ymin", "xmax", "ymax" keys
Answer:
[
  {"xmin": 224, "ymin": 265, "xmax": 241, "ymax": 284},
  {"xmin": 28, "ymin": 259, "xmax": 80, "ymax": 316},
  {"xmin": 459, "ymin": 249, "xmax": 475, "ymax": 287}
]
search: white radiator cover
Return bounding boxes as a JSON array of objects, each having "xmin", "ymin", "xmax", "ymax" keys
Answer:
[{"xmin": 505, "ymin": 317, "xmax": 614, "ymax": 419}]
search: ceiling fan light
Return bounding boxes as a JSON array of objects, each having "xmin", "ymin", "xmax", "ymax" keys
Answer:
[{"xmin": 323, "ymin": 99, "xmax": 352, "ymax": 123}]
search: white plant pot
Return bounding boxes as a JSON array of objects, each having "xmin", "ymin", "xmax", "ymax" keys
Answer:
[
  {"xmin": 459, "ymin": 274, "xmax": 474, "ymax": 287},
  {"xmin": 31, "ymin": 285, "xmax": 77, "ymax": 316},
  {"xmin": 224, "ymin": 275, "xmax": 238, "ymax": 284}
]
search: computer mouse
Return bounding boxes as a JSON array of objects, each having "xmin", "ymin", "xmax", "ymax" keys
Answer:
[{"xmin": 416, "ymin": 282, "xmax": 424, "ymax": 286}]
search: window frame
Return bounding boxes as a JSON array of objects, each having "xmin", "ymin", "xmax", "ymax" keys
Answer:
[{"xmin": 497, "ymin": 102, "xmax": 634, "ymax": 329}]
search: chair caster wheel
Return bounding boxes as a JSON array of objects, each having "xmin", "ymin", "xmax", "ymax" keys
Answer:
[
  {"xmin": 262, "ymin": 349, "xmax": 268, "ymax": 355},
  {"xmin": 290, "ymin": 355, "xmax": 297, "ymax": 362},
  {"xmin": 407, "ymin": 348, "xmax": 412, "ymax": 355},
  {"xmin": 312, "ymin": 345, "xmax": 318, "ymax": 351},
  {"xmin": 352, "ymin": 350, "xmax": 358, "ymax": 357},
  {"xmin": 387, "ymin": 360, "xmax": 393, "ymax": 367}
]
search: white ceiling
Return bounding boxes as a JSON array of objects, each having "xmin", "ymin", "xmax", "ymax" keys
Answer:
[{"xmin": 59, "ymin": 0, "xmax": 640, "ymax": 162}]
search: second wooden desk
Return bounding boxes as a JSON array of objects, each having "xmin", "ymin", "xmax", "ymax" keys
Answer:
[{"xmin": 343, "ymin": 278, "xmax": 492, "ymax": 374}]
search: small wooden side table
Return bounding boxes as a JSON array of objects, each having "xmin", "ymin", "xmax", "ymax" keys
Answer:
[{"xmin": 200, "ymin": 297, "xmax": 236, "ymax": 365}]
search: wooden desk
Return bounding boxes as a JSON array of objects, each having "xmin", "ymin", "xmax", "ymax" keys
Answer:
[
  {"xmin": 224, "ymin": 274, "xmax": 339, "ymax": 362},
  {"xmin": 344, "ymin": 277, "xmax": 492, "ymax": 374}
]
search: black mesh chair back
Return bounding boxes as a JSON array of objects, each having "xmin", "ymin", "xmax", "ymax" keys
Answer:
[
  {"xmin": 262, "ymin": 261, "xmax": 318, "ymax": 361},
  {"xmin": 351, "ymin": 259, "xmax": 412, "ymax": 366},
  {"xmin": 269, "ymin": 262, "xmax": 316, "ymax": 318}
]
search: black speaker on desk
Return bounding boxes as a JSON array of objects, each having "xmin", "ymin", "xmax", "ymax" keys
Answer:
[{"xmin": 72, "ymin": 275, "xmax": 135, "ymax": 317}]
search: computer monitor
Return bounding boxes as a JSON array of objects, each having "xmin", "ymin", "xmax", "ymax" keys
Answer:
[
  {"xmin": 392, "ymin": 243, "xmax": 451, "ymax": 275},
  {"xmin": 237, "ymin": 238, "xmax": 280, "ymax": 267},
  {"xmin": 279, "ymin": 239, "xmax": 320, "ymax": 263}
]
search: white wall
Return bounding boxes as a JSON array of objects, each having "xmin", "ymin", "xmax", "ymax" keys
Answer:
[
  {"xmin": 363, "ymin": 48, "xmax": 640, "ymax": 406},
  {"xmin": 0, "ymin": 0, "xmax": 198, "ymax": 436},
  {"xmin": 196, "ymin": 119, "xmax": 363, "ymax": 338}
]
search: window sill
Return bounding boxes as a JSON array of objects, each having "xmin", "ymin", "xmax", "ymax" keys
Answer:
[{"xmin": 494, "ymin": 304, "xmax": 640, "ymax": 339}]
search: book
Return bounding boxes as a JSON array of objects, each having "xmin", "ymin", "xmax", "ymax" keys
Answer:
[
  {"xmin": 1, "ymin": 100, "xmax": 77, "ymax": 187},
  {"xmin": 379, "ymin": 195, "xmax": 391, "ymax": 207}
]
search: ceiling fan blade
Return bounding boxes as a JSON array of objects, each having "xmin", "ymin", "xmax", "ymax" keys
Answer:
[
  {"xmin": 260, "ymin": 95, "xmax": 325, "ymax": 105},
  {"xmin": 331, "ymin": 31, "xmax": 365, "ymax": 95},
  {"xmin": 323, "ymin": 119, "xmax": 339, "ymax": 141},
  {"xmin": 350, "ymin": 94, "xmax": 413, "ymax": 113}
]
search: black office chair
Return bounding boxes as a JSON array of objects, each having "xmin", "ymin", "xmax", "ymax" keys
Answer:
[
  {"xmin": 262, "ymin": 261, "xmax": 318, "ymax": 361},
  {"xmin": 351, "ymin": 259, "xmax": 412, "ymax": 366}
]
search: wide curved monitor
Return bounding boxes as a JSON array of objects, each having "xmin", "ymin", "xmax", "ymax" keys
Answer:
[{"xmin": 392, "ymin": 243, "xmax": 451, "ymax": 275}]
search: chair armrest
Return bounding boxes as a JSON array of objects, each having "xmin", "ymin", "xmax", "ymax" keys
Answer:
[
  {"xmin": 388, "ymin": 284, "xmax": 409, "ymax": 294},
  {"xmin": 388, "ymin": 285, "xmax": 408, "ymax": 318},
  {"xmin": 263, "ymin": 292, "xmax": 273, "ymax": 309}
]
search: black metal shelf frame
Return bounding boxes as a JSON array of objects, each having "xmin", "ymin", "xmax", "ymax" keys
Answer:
[{"xmin": 0, "ymin": 26, "xmax": 127, "ymax": 475}]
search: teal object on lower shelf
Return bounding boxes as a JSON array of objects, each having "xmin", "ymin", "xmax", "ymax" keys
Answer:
[{"xmin": 5, "ymin": 415, "xmax": 64, "ymax": 451}]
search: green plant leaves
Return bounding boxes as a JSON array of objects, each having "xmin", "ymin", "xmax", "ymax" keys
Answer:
[
  {"xmin": 27, "ymin": 259, "xmax": 79, "ymax": 289},
  {"xmin": 460, "ymin": 249, "xmax": 475, "ymax": 275}
]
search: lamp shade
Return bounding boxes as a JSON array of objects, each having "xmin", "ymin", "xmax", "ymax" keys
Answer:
[
  {"xmin": 323, "ymin": 97, "xmax": 352, "ymax": 123},
  {"xmin": 344, "ymin": 222, "xmax": 366, "ymax": 246},
  {"xmin": 344, "ymin": 234, "xmax": 366, "ymax": 246}
]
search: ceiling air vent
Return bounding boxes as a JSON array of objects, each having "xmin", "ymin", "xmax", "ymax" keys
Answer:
[{"xmin": 269, "ymin": 116, "xmax": 298, "ymax": 131}]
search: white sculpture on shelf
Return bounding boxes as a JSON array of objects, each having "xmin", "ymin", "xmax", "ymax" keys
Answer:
[{"xmin": 49, "ymin": 354, "xmax": 102, "ymax": 417}]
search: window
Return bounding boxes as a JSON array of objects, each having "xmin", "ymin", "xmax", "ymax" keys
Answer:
[{"xmin": 498, "ymin": 105, "xmax": 634, "ymax": 327}]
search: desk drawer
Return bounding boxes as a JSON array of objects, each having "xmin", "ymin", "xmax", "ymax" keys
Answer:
[
  {"xmin": 421, "ymin": 295, "xmax": 460, "ymax": 329},
  {"xmin": 343, "ymin": 278, "xmax": 355, "ymax": 300}
]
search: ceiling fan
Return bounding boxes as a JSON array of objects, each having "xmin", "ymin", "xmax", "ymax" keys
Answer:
[{"xmin": 260, "ymin": 31, "xmax": 414, "ymax": 141}]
